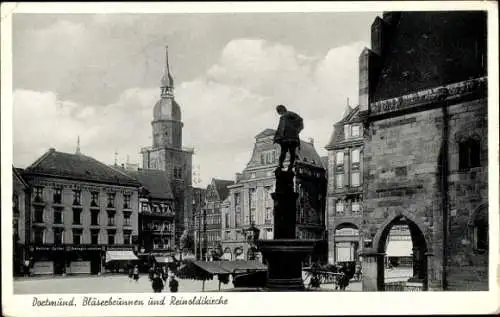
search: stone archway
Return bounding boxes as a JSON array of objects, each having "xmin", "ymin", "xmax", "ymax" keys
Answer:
[
  {"xmin": 374, "ymin": 215, "xmax": 428, "ymax": 291},
  {"xmin": 334, "ymin": 223, "xmax": 361, "ymax": 264}
]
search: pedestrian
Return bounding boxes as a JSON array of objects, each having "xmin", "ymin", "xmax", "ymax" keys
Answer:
[
  {"xmin": 169, "ymin": 275, "xmax": 179, "ymax": 293},
  {"xmin": 162, "ymin": 267, "xmax": 168, "ymax": 283},
  {"xmin": 151, "ymin": 273, "xmax": 164, "ymax": 293},
  {"xmin": 133, "ymin": 265, "xmax": 140, "ymax": 283},
  {"xmin": 354, "ymin": 263, "xmax": 362, "ymax": 281},
  {"xmin": 128, "ymin": 265, "xmax": 134, "ymax": 282},
  {"xmin": 23, "ymin": 259, "xmax": 30, "ymax": 277},
  {"xmin": 148, "ymin": 266, "xmax": 155, "ymax": 281}
]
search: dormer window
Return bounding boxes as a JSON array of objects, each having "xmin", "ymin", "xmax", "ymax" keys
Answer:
[
  {"xmin": 351, "ymin": 125, "xmax": 360, "ymax": 137},
  {"xmin": 336, "ymin": 151, "xmax": 344, "ymax": 167}
]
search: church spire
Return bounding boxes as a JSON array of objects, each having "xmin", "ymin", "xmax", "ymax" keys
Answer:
[
  {"xmin": 76, "ymin": 136, "xmax": 81, "ymax": 155},
  {"xmin": 160, "ymin": 45, "xmax": 174, "ymax": 98}
]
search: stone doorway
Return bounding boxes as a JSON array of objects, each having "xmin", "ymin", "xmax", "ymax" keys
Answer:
[{"xmin": 377, "ymin": 215, "xmax": 428, "ymax": 291}]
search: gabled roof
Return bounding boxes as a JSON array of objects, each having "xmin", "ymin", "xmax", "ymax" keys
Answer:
[
  {"xmin": 338, "ymin": 105, "xmax": 360, "ymax": 123},
  {"xmin": 124, "ymin": 169, "xmax": 174, "ymax": 200},
  {"xmin": 255, "ymin": 129, "xmax": 276, "ymax": 139},
  {"xmin": 212, "ymin": 179, "xmax": 235, "ymax": 201},
  {"xmin": 24, "ymin": 149, "xmax": 140, "ymax": 187},
  {"xmin": 325, "ymin": 106, "xmax": 362, "ymax": 149},
  {"xmin": 13, "ymin": 166, "xmax": 28, "ymax": 187}
]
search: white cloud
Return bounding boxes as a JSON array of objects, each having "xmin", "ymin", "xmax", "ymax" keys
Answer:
[{"xmin": 13, "ymin": 38, "xmax": 367, "ymax": 187}]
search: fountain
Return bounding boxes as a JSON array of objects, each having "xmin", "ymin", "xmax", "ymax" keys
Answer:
[{"xmin": 255, "ymin": 167, "xmax": 317, "ymax": 291}]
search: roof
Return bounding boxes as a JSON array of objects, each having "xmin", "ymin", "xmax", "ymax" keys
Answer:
[
  {"xmin": 325, "ymin": 106, "xmax": 362, "ymax": 149},
  {"xmin": 177, "ymin": 260, "xmax": 267, "ymax": 280},
  {"xmin": 213, "ymin": 179, "xmax": 235, "ymax": 201},
  {"xmin": 24, "ymin": 149, "xmax": 141, "ymax": 187},
  {"xmin": 297, "ymin": 140, "xmax": 323, "ymax": 167},
  {"xmin": 255, "ymin": 129, "xmax": 276, "ymax": 139},
  {"xmin": 13, "ymin": 166, "xmax": 28, "ymax": 187},
  {"xmin": 125, "ymin": 169, "xmax": 174, "ymax": 200}
]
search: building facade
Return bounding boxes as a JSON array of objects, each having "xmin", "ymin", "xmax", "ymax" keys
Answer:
[
  {"xmin": 140, "ymin": 47, "xmax": 193, "ymax": 247},
  {"xmin": 325, "ymin": 105, "xmax": 365, "ymax": 265},
  {"xmin": 19, "ymin": 149, "xmax": 141, "ymax": 275},
  {"xmin": 222, "ymin": 129, "xmax": 327, "ymax": 262},
  {"xmin": 13, "ymin": 167, "xmax": 30, "ymax": 276},
  {"xmin": 124, "ymin": 169, "xmax": 176, "ymax": 255},
  {"xmin": 358, "ymin": 12, "xmax": 488, "ymax": 291}
]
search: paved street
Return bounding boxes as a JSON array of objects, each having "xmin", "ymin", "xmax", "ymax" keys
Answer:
[{"xmin": 14, "ymin": 271, "xmax": 368, "ymax": 294}]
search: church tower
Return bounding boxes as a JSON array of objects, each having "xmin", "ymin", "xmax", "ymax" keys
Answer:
[{"xmin": 141, "ymin": 46, "xmax": 194, "ymax": 245}]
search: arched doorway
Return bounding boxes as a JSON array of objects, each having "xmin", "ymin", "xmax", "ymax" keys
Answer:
[
  {"xmin": 376, "ymin": 215, "xmax": 428, "ymax": 291},
  {"xmin": 334, "ymin": 223, "xmax": 360, "ymax": 264}
]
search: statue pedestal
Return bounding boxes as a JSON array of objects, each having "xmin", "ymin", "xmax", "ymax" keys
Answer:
[
  {"xmin": 256, "ymin": 239, "xmax": 316, "ymax": 291},
  {"xmin": 254, "ymin": 168, "xmax": 316, "ymax": 291}
]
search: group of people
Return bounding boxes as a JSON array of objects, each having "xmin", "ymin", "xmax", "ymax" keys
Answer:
[
  {"xmin": 307, "ymin": 262, "xmax": 362, "ymax": 291},
  {"xmin": 129, "ymin": 264, "xmax": 179, "ymax": 293}
]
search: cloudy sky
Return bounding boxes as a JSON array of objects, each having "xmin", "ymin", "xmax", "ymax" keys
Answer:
[{"xmin": 12, "ymin": 12, "xmax": 379, "ymax": 186}]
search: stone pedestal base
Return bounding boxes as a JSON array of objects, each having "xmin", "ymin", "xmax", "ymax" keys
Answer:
[{"xmin": 256, "ymin": 239, "xmax": 316, "ymax": 291}]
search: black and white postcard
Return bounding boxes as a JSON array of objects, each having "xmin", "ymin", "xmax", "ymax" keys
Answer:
[{"xmin": 1, "ymin": 1, "xmax": 499, "ymax": 316}]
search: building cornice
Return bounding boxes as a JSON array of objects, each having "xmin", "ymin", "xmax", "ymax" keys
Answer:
[{"xmin": 369, "ymin": 77, "xmax": 487, "ymax": 118}]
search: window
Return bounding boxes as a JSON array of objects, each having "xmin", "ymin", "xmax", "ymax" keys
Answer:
[
  {"xmin": 471, "ymin": 207, "xmax": 488, "ymax": 253},
  {"xmin": 107, "ymin": 232, "xmax": 115, "ymax": 245},
  {"xmin": 351, "ymin": 125, "xmax": 360, "ymax": 137},
  {"xmin": 234, "ymin": 193, "xmax": 241, "ymax": 206},
  {"xmin": 153, "ymin": 238, "xmax": 159, "ymax": 249},
  {"xmin": 108, "ymin": 213, "xmax": 115, "ymax": 226},
  {"xmin": 265, "ymin": 207, "xmax": 272, "ymax": 224},
  {"xmin": 13, "ymin": 193, "xmax": 19, "ymax": 214},
  {"xmin": 336, "ymin": 152, "xmax": 344, "ymax": 166},
  {"xmin": 53, "ymin": 208, "xmax": 63, "ymax": 224},
  {"xmin": 336, "ymin": 174, "xmax": 344, "ymax": 189},
  {"xmin": 459, "ymin": 139, "xmax": 481, "ymax": 170},
  {"xmin": 73, "ymin": 190, "xmax": 81, "ymax": 205},
  {"xmin": 123, "ymin": 194, "xmax": 131, "ymax": 209},
  {"xmin": 34, "ymin": 186, "xmax": 43, "ymax": 202},
  {"xmin": 123, "ymin": 231, "xmax": 132, "ymax": 245},
  {"xmin": 351, "ymin": 149, "xmax": 360, "ymax": 164},
  {"xmin": 54, "ymin": 229, "xmax": 63, "ymax": 244},
  {"xmin": 107, "ymin": 193, "xmax": 116, "ymax": 208},
  {"xmin": 53, "ymin": 188, "xmax": 62, "ymax": 204},
  {"xmin": 352, "ymin": 201, "xmax": 361, "ymax": 214},
  {"xmin": 73, "ymin": 209, "xmax": 81, "ymax": 225},
  {"xmin": 344, "ymin": 125, "xmax": 350, "ymax": 139},
  {"xmin": 141, "ymin": 202, "xmax": 150, "ymax": 212},
  {"xmin": 91, "ymin": 210, "xmax": 99, "ymax": 226},
  {"xmin": 260, "ymin": 153, "xmax": 265, "ymax": 164},
  {"xmin": 124, "ymin": 214, "xmax": 131, "ymax": 226},
  {"xmin": 351, "ymin": 171, "xmax": 361, "ymax": 187},
  {"xmin": 336, "ymin": 200, "xmax": 345, "ymax": 215},
  {"xmin": 34, "ymin": 229, "xmax": 44, "ymax": 244},
  {"xmin": 34, "ymin": 206, "xmax": 44, "ymax": 223},
  {"xmin": 249, "ymin": 188, "xmax": 256, "ymax": 212},
  {"xmin": 91, "ymin": 230, "xmax": 99, "ymax": 244},
  {"xmin": 72, "ymin": 230, "xmax": 81, "ymax": 244},
  {"xmin": 225, "ymin": 213, "xmax": 230, "ymax": 228},
  {"xmin": 91, "ymin": 192, "xmax": 99, "ymax": 207}
]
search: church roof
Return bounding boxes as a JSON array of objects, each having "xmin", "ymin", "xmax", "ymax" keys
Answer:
[
  {"xmin": 24, "ymin": 149, "xmax": 140, "ymax": 187},
  {"xmin": 125, "ymin": 169, "xmax": 174, "ymax": 200},
  {"xmin": 160, "ymin": 46, "xmax": 174, "ymax": 88}
]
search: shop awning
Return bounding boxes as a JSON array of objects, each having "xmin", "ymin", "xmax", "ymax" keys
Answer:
[
  {"xmin": 386, "ymin": 240, "xmax": 412, "ymax": 257},
  {"xmin": 105, "ymin": 250, "xmax": 138, "ymax": 263}
]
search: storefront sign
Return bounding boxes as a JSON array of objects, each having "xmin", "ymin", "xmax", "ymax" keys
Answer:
[
  {"xmin": 69, "ymin": 261, "xmax": 91, "ymax": 274},
  {"xmin": 32, "ymin": 261, "xmax": 54, "ymax": 275}
]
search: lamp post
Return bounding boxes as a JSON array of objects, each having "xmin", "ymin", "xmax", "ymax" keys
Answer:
[{"xmin": 203, "ymin": 208, "xmax": 207, "ymax": 261}]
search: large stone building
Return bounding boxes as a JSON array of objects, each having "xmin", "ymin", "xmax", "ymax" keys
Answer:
[
  {"xmin": 358, "ymin": 12, "xmax": 488, "ymax": 291},
  {"xmin": 222, "ymin": 129, "xmax": 327, "ymax": 262},
  {"xmin": 140, "ymin": 47, "xmax": 193, "ymax": 246},
  {"xmin": 325, "ymin": 104, "xmax": 364, "ymax": 265},
  {"xmin": 18, "ymin": 149, "xmax": 141, "ymax": 275}
]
